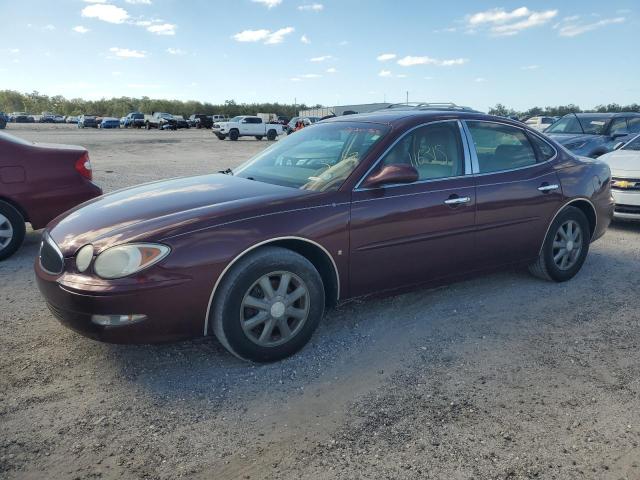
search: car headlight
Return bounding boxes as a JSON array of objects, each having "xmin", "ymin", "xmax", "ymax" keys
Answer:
[
  {"xmin": 75, "ymin": 244, "xmax": 94, "ymax": 272},
  {"xmin": 94, "ymin": 243, "xmax": 170, "ymax": 279}
]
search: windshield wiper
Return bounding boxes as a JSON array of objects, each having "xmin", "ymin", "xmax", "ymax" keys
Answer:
[{"xmin": 218, "ymin": 168, "xmax": 233, "ymax": 175}]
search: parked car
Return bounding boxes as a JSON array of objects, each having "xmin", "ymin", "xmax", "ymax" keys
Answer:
[
  {"xmin": 599, "ymin": 134, "xmax": 640, "ymax": 220},
  {"xmin": 211, "ymin": 115, "xmax": 228, "ymax": 124},
  {"xmin": 66, "ymin": 116, "xmax": 79, "ymax": 124},
  {"xmin": 11, "ymin": 112, "xmax": 35, "ymax": 123},
  {"xmin": 54, "ymin": 115, "xmax": 65, "ymax": 123},
  {"xmin": 189, "ymin": 114, "xmax": 213, "ymax": 129},
  {"xmin": 77, "ymin": 115, "xmax": 98, "ymax": 128},
  {"xmin": 99, "ymin": 117, "xmax": 120, "ymax": 129},
  {"xmin": 212, "ymin": 116, "xmax": 283, "ymax": 141},
  {"xmin": 0, "ymin": 131, "xmax": 102, "ymax": 260},
  {"xmin": 0, "ymin": 112, "xmax": 7, "ymax": 129},
  {"xmin": 173, "ymin": 115, "xmax": 190, "ymax": 129},
  {"xmin": 122, "ymin": 112, "xmax": 145, "ymax": 129},
  {"xmin": 145, "ymin": 112, "xmax": 177, "ymax": 130},
  {"xmin": 545, "ymin": 113, "xmax": 640, "ymax": 158},
  {"xmin": 35, "ymin": 110, "xmax": 614, "ymax": 362},
  {"xmin": 40, "ymin": 112, "xmax": 56, "ymax": 123},
  {"xmin": 524, "ymin": 116, "xmax": 557, "ymax": 132},
  {"xmin": 277, "ymin": 116, "xmax": 290, "ymax": 125}
]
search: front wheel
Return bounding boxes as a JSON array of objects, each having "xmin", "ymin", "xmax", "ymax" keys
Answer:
[
  {"xmin": 529, "ymin": 206, "xmax": 590, "ymax": 282},
  {"xmin": 255, "ymin": 136, "xmax": 263, "ymax": 141},
  {"xmin": 212, "ymin": 246, "xmax": 325, "ymax": 362},
  {"xmin": 229, "ymin": 129, "xmax": 239, "ymax": 141},
  {"xmin": 216, "ymin": 134, "xmax": 226, "ymax": 140},
  {"xmin": 0, "ymin": 201, "xmax": 26, "ymax": 261}
]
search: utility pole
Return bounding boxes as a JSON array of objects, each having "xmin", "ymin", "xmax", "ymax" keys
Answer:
[{"xmin": 406, "ymin": 91, "xmax": 409, "ymax": 105}]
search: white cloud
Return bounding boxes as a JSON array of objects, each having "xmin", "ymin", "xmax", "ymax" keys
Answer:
[
  {"xmin": 475, "ymin": 77, "xmax": 486, "ymax": 82},
  {"xmin": 465, "ymin": 7, "xmax": 557, "ymax": 36},
  {"xmin": 9, "ymin": 48, "xmax": 20, "ymax": 54},
  {"xmin": 166, "ymin": 47, "xmax": 186, "ymax": 55},
  {"xmin": 290, "ymin": 77, "xmax": 302, "ymax": 82},
  {"xmin": 43, "ymin": 24, "xmax": 56, "ymax": 31},
  {"xmin": 310, "ymin": 55, "xmax": 332, "ymax": 62},
  {"xmin": 300, "ymin": 34, "xmax": 310, "ymax": 44},
  {"xmin": 326, "ymin": 67, "xmax": 337, "ymax": 73},
  {"xmin": 298, "ymin": 3, "xmax": 323, "ymax": 11},
  {"xmin": 147, "ymin": 23, "xmax": 176, "ymax": 35},
  {"xmin": 83, "ymin": 0, "xmax": 107, "ymax": 3},
  {"xmin": 73, "ymin": 26, "xmax": 90, "ymax": 34},
  {"xmin": 125, "ymin": 0, "xmax": 152, "ymax": 4},
  {"xmin": 377, "ymin": 53, "xmax": 396, "ymax": 62},
  {"xmin": 109, "ymin": 47, "xmax": 146, "ymax": 58},
  {"xmin": 556, "ymin": 16, "xmax": 625, "ymax": 37},
  {"xmin": 378, "ymin": 70, "xmax": 392, "ymax": 77},
  {"xmin": 82, "ymin": 4, "xmax": 129, "ymax": 24},
  {"xmin": 252, "ymin": 0, "xmax": 282, "ymax": 8},
  {"xmin": 521, "ymin": 64, "xmax": 539, "ymax": 70},
  {"xmin": 397, "ymin": 56, "xmax": 468, "ymax": 67},
  {"xmin": 424, "ymin": 76, "xmax": 434, "ymax": 80},
  {"xmin": 300, "ymin": 73, "xmax": 321, "ymax": 78},
  {"xmin": 396, "ymin": 74, "xmax": 407, "ymax": 78},
  {"xmin": 234, "ymin": 27, "xmax": 294, "ymax": 44}
]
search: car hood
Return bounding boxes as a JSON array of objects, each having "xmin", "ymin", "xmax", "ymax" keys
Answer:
[
  {"xmin": 599, "ymin": 150, "xmax": 640, "ymax": 176},
  {"xmin": 546, "ymin": 133, "xmax": 597, "ymax": 145},
  {"xmin": 47, "ymin": 174, "xmax": 311, "ymax": 256}
]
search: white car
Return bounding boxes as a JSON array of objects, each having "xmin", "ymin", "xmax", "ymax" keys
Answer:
[
  {"xmin": 600, "ymin": 134, "xmax": 640, "ymax": 220},
  {"xmin": 212, "ymin": 115, "xmax": 283, "ymax": 141},
  {"xmin": 524, "ymin": 116, "xmax": 557, "ymax": 132}
]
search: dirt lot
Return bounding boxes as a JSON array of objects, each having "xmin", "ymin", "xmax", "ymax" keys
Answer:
[{"xmin": 1, "ymin": 123, "xmax": 639, "ymax": 480}]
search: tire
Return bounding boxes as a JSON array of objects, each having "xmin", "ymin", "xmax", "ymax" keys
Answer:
[
  {"xmin": 145, "ymin": 122, "xmax": 150, "ymax": 130},
  {"xmin": 255, "ymin": 136, "xmax": 263, "ymax": 141},
  {"xmin": 216, "ymin": 134, "xmax": 226, "ymax": 140},
  {"xmin": 211, "ymin": 246, "xmax": 325, "ymax": 362},
  {"xmin": 0, "ymin": 201, "xmax": 26, "ymax": 261},
  {"xmin": 229, "ymin": 129, "xmax": 239, "ymax": 141},
  {"xmin": 529, "ymin": 206, "xmax": 590, "ymax": 282},
  {"xmin": 267, "ymin": 129, "xmax": 277, "ymax": 141}
]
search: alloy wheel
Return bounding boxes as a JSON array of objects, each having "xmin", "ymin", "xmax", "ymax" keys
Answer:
[
  {"xmin": 552, "ymin": 219, "xmax": 583, "ymax": 270},
  {"xmin": 0, "ymin": 213, "xmax": 14, "ymax": 250},
  {"xmin": 240, "ymin": 271, "xmax": 310, "ymax": 347}
]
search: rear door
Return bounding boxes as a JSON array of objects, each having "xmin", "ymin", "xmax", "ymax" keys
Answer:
[
  {"xmin": 349, "ymin": 120, "xmax": 477, "ymax": 297},
  {"xmin": 463, "ymin": 120, "xmax": 563, "ymax": 267}
]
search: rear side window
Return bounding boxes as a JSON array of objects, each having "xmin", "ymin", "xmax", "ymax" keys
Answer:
[
  {"xmin": 610, "ymin": 118, "xmax": 628, "ymax": 135},
  {"xmin": 466, "ymin": 121, "xmax": 537, "ymax": 174},
  {"xmin": 628, "ymin": 118, "xmax": 640, "ymax": 134},
  {"xmin": 381, "ymin": 121, "xmax": 464, "ymax": 180},
  {"xmin": 529, "ymin": 134, "xmax": 556, "ymax": 161}
]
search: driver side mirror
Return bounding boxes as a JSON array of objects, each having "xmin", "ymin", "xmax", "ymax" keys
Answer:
[{"xmin": 362, "ymin": 164, "xmax": 419, "ymax": 189}]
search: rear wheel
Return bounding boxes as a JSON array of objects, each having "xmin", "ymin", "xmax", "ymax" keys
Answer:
[
  {"xmin": 529, "ymin": 206, "xmax": 590, "ymax": 282},
  {"xmin": 229, "ymin": 129, "xmax": 239, "ymax": 141},
  {"xmin": 267, "ymin": 129, "xmax": 277, "ymax": 141},
  {"xmin": 212, "ymin": 247, "xmax": 325, "ymax": 362},
  {"xmin": 0, "ymin": 201, "xmax": 26, "ymax": 261},
  {"xmin": 216, "ymin": 134, "xmax": 226, "ymax": 140}
]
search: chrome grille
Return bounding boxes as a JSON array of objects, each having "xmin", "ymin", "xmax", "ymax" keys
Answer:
[
  {"xmin": 39, "ymin": 233, "xmax": 64, "ymax": 274},
  {"xmin": 611, "ymin": 178, "xmax": 640, "ymax": 191}
]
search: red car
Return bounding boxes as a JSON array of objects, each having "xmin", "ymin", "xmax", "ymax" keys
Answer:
[
  {"xmin": 35, "ymin": 110, "xmax": 614, "ymax": 362},
  {"xmin": 0, "ymin": 131, "xmax": 102, "ymax": 259}
]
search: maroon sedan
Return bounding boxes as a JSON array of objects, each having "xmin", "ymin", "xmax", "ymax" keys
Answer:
[
  {"xmin": 0, "ymin": 132, "xmax": 102, "ymax": 260},
  {"xmin": 35, "ymin": 110, "xmax": 614, "ymax": 362}
]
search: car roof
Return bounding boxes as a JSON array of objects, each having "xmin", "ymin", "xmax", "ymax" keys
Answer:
[
  {"xmin": 569, "ymin": 112, "xmax": 640, "ymax": 118},
  {"xmin": 321, "ymin": 109, "xmax": 506, "ymax": 127}
]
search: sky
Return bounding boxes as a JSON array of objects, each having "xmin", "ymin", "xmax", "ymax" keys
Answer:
[{"xmin": 0, "ymin": 0, "xmax": 638, "ymax": 111}]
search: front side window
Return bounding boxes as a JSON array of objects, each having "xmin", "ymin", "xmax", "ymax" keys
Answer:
[
  {"xmin": 235, "ymin": 122, "xmax": 389, "ymax": 192},
  {"xmin": 610, "ymin": 118, "xmax": 628, "ymax": 135},
  {"xmin": 380, "ymin": 121, "xmax": 464, "ymax": 180},
  {"xmin": 546, "ymin": 115, "xmax": 611, "ymax": 135},
  {"xmin": 466, "ymin": 121, "xmax": 537, "ymax": 173}
]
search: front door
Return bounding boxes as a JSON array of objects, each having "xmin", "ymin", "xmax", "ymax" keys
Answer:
[
  {"xmin": 349, "ymin": 120, "xmax": 477, "ymax": 297},
  {"xmin": 463, "ymin": 120, "xmax": 563, "ymax": 268}
]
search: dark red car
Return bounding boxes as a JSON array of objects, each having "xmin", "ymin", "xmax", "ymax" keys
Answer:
[
  {"xmin": 35, "ymin": 110, "xmax": 614, "ymax": 362},
  {"xmin": 0, "ymin": 131, "xmax": 102, "ymax": 259}
]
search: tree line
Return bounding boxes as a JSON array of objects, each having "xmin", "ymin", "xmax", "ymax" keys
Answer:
[
  {"xmin": 0, "ymin": 90, "xmax": 316, "ymax": 119},
  {"xmin": 488, "ymin": 102, "xmax": 640, "ymax": 119}
]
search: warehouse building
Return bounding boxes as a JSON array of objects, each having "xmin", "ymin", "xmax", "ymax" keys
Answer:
[{"xmin": 298, "ymin": 102, "xmax": 392, "ymax": 118}]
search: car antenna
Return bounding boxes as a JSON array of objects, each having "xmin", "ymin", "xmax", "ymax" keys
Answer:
[{"xmin": 572, "ymin": 112, "xmax": 585, "ymax": 134}]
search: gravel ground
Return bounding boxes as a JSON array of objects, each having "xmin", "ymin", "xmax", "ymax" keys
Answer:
[{"xmin": 1, "ymin": 124, "xmax": 639, "ymax": 480}]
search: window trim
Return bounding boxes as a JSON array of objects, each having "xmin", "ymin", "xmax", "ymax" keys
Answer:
[
  {"xmin": 353, "ymin": 120, "xmax": 472, "ymax": 192},
  {"xmin": 461, "ymin": 119, "xmax": 557, "ymax": 176}
]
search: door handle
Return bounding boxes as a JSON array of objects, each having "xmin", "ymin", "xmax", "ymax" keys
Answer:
[
  {"xmin": 538, "ymin": 183, "xmax": 559, "ymax": 192},
  {"xmin": 444, "ymin": 195, "xmax": 471, "ymax": 205}
]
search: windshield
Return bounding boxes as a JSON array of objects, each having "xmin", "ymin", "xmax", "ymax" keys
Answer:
[
  {"xmin": 132, "ymin": 113, "xmax": 143, "ymax": 119},
  {"xmin": 621, "ymin": 135, "xmax": 640, "ymax": 151},
  {"xmin": 234, "ymin": 122, "xmax": 390, "ymax": 192},
  {"xmin": 546, "ymin": 115, "xmax": 611, "ymax": 135},
  {"xmin": 230, "ymin": 116, "xmax": 243, "ymax": 122},
  {"xmin": 160, "ymin": 113, "xmax": 173, "ymax": 119}
]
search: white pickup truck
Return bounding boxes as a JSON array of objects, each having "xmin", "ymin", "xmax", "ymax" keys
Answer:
[{"xmin": 212, "ymin": 115, "xmax": 283, "ymax": 141}]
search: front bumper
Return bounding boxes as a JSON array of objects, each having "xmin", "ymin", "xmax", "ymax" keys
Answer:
[
  {"xmin": 612, "ymin": 189, "xmax": 640, "ymax": 220},
  {"xmin": 35, "ymin": 261, "xmax": 209, "ymax": 344}
]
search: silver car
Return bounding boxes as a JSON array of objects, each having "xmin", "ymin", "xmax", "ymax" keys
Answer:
[{"xmin": 600, "ymin": 134, "xmax": 640, "ymax": 220}]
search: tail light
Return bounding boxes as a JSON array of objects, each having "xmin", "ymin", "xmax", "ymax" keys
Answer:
[{"xmin": 75, "ymin": 152, "xmax": 93, "ymax": 180}]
